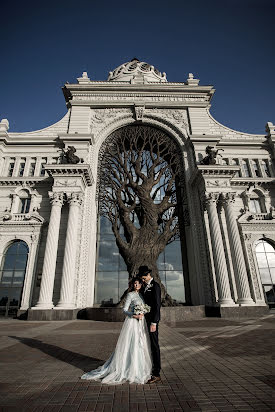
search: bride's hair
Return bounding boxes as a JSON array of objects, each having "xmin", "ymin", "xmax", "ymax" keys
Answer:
[{"xmin": 129, "ymin": 276, "xmax": 142, "ymax": 291}]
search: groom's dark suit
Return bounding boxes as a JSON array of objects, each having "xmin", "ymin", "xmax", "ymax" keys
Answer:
[{"xmin": 142, "ymin": 279, "xmax": 161, "ymax": 377}]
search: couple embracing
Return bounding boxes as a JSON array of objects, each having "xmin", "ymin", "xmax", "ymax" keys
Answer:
[{"xmin": 81, "ymin": 266, "xmax": 161, "ymax": 384}]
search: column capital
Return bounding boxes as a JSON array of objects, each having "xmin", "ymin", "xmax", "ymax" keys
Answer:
[
  {"xmin": 66, "ymin": 192, "xmax": 83, "ymax": 206},
  {"xmin": 204, "ymin": 192, "xmax": 220, "ymax": 206},
  {"xmin": 221, "ymin": 192, "xmax": 236, "ymax": 205},
  {"xmin": 48, "ymin": 191, "xmax": 64, "ymax": 206}
]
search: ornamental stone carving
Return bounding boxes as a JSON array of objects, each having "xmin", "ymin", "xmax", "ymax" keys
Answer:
[
  {"xmin": 67, "ymin": 192, "xmax": 83, "ymax": 206},
  {"xmin": 49, "ymin": 191, "xmax": 64, "ymax": 206},
  {"xmin": 148, "ymin": 108, "xmax": 189, "ymax": 131},
  {"xmin": 134, "ymin": 105, "xmax": 145, "ymax": 121},
  {"xmin": 90, "ymin": 108, "xmax": 132, "ymax": 135}
]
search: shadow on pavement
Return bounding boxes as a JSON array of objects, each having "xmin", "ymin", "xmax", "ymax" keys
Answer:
[{"xmin": 8, "ymin": 335, "xmax": 104, "ymax": 372}]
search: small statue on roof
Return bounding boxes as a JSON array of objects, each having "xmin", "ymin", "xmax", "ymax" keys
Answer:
[
  {"xmin": 200, "ymin": 145, "xmax": 224, "ymax": 165},
  {"xmin": 62, "ymin": 146, "xmax": 83, "ymax": 164}
]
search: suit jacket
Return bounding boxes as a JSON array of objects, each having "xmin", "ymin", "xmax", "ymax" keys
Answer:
[{"xmin": 142, "ymin": 279, "xmax": 161, "ymax": 324}]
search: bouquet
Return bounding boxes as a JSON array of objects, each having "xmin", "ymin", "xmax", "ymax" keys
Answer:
[{"xmin": 133, "ymin": 303, "xmax": 151, "ymax": 319}]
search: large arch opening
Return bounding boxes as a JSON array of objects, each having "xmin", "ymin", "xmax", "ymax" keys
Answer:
[
  {"xmin": 94, "ymin": 124, "xmax": 190, "ymax": 307},
  {"xmin": 0, "ymin": 240, "xmax": 29, "ymax": 317}
]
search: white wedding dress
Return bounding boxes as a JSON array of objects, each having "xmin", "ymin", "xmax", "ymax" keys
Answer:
[{"xmin": 81, "ymin": 291, "xmax": 152, "ymax": 384}]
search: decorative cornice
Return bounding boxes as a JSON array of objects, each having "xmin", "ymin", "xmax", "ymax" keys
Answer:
[
  {"xmin": 231, "ymin": 177, "xmax": 275, "ymax": 186},
  {"xmin": 0, "ymin": 177, "xmax": 50, "ymax": 186},
  {"xmin": 45, "ymin": 164, "xmax": 94, "ymax": 187},
  {"xmin": 189, "ymin": 165, "xmax": 239, "ymax": 186}
]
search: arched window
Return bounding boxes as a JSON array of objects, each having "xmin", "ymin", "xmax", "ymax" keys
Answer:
[
  {"xmin": 0, "ymin": 241, "xmax": 29, "ymax": 317},
  {"xmin": 255, "ymin": 240, "xmax": 275, "ymax": 304},
  {"xmin": 18, "ymin": 190, "xmax": 31, "ymax": 214},
  {"xmin": 249, "ymin": 191, "xmax": 266, "ymax": 214}
]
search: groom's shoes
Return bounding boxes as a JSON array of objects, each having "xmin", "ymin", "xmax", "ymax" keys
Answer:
[{"xmin": 147, "ymin": 376, "xmax": 161, "ymax": 384}]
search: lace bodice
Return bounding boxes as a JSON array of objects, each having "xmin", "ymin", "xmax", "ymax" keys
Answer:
[{"xmin": 123, "ymin": 292, "xmax": 145, "ymax": 317}]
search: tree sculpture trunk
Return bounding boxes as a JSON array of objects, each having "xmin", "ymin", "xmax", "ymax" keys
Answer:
[{"xmin": 99, "ymin": 125, "xmax": 183, "ymax": 306}]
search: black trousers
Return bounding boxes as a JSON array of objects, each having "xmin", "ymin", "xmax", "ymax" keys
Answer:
[{"xmin": 146, "ymin": 318, "xmax": 161, "ymax": 377}]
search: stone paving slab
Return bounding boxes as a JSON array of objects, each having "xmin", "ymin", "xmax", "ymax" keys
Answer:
[{"xmin": 0, "ymin": 314, "xmax": 274, "ymax": 411}]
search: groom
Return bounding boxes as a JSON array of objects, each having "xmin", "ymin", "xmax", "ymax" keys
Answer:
[{"xmin": 138, "ymin": 265, "xmax": 161, "ymax": 384}]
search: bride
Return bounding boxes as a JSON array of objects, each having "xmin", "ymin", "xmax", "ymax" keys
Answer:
[{"xmin": 81, "ymin": 277, "xmax": 152, "ymax": 384}]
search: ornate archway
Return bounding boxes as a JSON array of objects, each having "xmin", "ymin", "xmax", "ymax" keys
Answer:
[{"xmin": 94, "ymin": 124, "xmax": 190, "ymax": 306}]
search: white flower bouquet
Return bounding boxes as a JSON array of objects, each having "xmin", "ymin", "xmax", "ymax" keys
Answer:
[{"xmin": 133, "ymin": 303, "xmax": 151, "ymax": 317}]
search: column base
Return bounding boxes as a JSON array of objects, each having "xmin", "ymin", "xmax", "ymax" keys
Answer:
[
  {"xmin": 54, "ymin": 303, "xmax": 76, "ymax": 309},
  {"xmin": 237, "ymin": 298, "xmax": 255, "ymax": 306},
  {"xmin": 31, "ymin": 303, "xmax": 54, "ymax": 310},
  {"xmin": 218, "ymin": 299, "xmax": 236, "ymax": 306},
  {"xmin": 27, "ymin": 308, "xmax": 79, "ymax": 321}
]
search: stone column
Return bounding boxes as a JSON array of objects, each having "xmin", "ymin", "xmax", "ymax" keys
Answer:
[
  {"xmin": 55, "ymin": 193, "xmax": 83, "ymax": 309},
  {"xmin": 222, "ymin": 193, "xmax": 254, "ymax": 305},
  {"xmin": 33, "ymin": 192, "xmax": 64, "ymax": 309},
  {"xmin": 205, "ymin": 193, "xmax": 235, "ymax": 305}
]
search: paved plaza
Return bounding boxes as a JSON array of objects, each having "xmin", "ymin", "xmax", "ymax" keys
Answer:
[{"xmin": 0, "ymin": 313, "xmax": 274, "ymax": 412}]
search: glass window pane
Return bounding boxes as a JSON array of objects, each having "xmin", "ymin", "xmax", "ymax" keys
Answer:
[
  {"xmin": 157, "ymin": 251, "xmax": 165, "ymax": 271},
  {"xmin": 118, "ymin": 271, "xmax": 129, "ymax": 299},
  {"xmin": 14, "ymin": 257, "xmax": 27, "ymax": 270},
  {"xmin": 99, "ymin": 216, "xmax": 113, "ymax": 235},
  {"xmin": 0, "ymin": 288, "xmax": 9, "ymax": 306},
  {"xmin": 259, "ymin": 268, "xmax": 272, "ymax": 284},
  {"xmin": 256, "ymin": 253, "xmax": 268, "ymax": 268},
  {"xmin": 1, "ymin": 271, "xmax": 13, "ymax": 285},
  {"xmin": 164, "ymin": 241, "xmax": 182, "ymax": 271},
  {"xmin": 166, "ymin": 270, "xmax": 185, "ymax": 304},
  {"xmin": 255, "ymin": 241, "xmax": 265, "ymax": 252},
  {"xmin": 266, "ymin": 253, "xmax": 275, "ymax": 268},
  {"xmin": 2, "ymin": 255, "xmax": 15, "ymax": 270},
  {"xmin": 118, "ymin": 254, "xmax": 127, "ymax": 271},
  {"xmin": 270, "ymin": 268, "xmax": 275, "ymax": 284},
  {"xmin": 6, "ymin": 243, "xmax": 19, "ymax": 255},
  {"xmin": 17, "ymin": 242, "xmax": 29, "ymax": 254},
  {"xmin": 158, "ymin": 270, "xmax": 166, "ymax": 286},
  {"xmin": 95, "ymin": 271, "xmax": 118, "ymax": 305},
  {"xmin": 264, "ymin": 285, "xmax": 275, "ymax": 303},
  {"xmin": 12, "ymin": 271, "xmax": 25, "ymax": 286},
  {"xmin": 9, "ymin": 289, "xmax": 21, "ymax": 306},
  {"xmin": 264, "ymin": 242, "xmax": 275, "ymax": 253},
  {"xmin": 97, "ymin": 240, "xmax": 119, "ymax": 271}
]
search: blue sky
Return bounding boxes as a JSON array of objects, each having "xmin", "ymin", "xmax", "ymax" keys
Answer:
[{"xmin": 0, "ymin": 0, "xmax": 274, "ymax": 134}]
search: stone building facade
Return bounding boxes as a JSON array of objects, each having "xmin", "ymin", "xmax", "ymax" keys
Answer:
[{"xmin": 0, "ymin": 59, "xmax": 274, "ymax": 319}]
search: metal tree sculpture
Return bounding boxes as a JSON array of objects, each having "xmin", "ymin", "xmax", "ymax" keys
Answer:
[{"xmin": 99, "ymin": 125, "xmax": 182, "ymax": 305}]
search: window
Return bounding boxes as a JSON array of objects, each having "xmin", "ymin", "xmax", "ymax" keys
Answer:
[
  {"xmin": 252, "ymin": 160, "xmax": 260, "ymax": 177},
  {"xmin": 0, "ymin": 241, "xmax": 29, "ymax": 316},
  {"xmin": 242, "ymin": 160, "xmax": 251, "ymax": 177},
  {"xmin": 249, "ymin": 198, "xmax": 262, "ymax": 214},
  {"xmin": 40, "ymin": 159, "xmax": 47, "ymax": 176},
  {"xmin": 231, "ymin": 159, "xmax": 240, "ymax": 177},
  {"xmin": 29, "ymin": 161, "xmax": 36, "ymax": 176},
  {"xmin": 262, "ymin": 160, "xmax": 271, "ymax": 177},
  {"xmin": 7, "ymin": 161, "xmax": 15, "ymax": 177},
  {"xmin": 19, "ymin": 198, "xmax": 31, "ymax": 214},
  {"xmin": 18, "ymin": 162, "xmax": 25, "ymax": 177},
  {"xmin": 255, "ymin": 240, "xmax": 275, "ymax": 304},
  {"xmin": 17, "ymin": 190, "xmax": 31, "ymax": 214}
]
